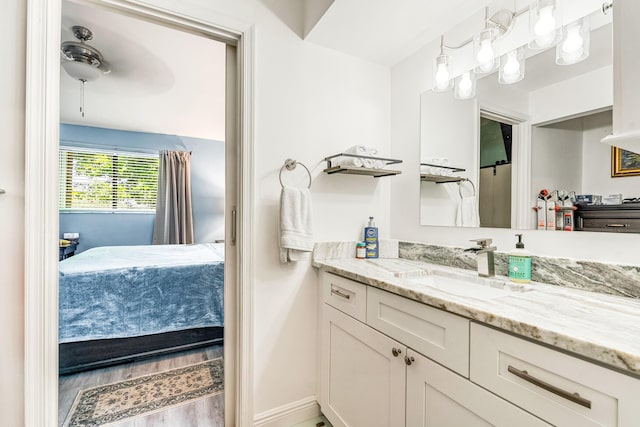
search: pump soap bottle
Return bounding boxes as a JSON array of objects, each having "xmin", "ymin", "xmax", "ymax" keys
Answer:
[
  {"xmin": 508, "ymin": 234, "xmax": 531, "ymax": 283},
  {"xmin": 364, "ymin": 216, "xmax": 379, "ymax": 259}
]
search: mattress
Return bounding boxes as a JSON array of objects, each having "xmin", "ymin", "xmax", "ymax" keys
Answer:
[{"xmin": 59, "ymin": 243, "xmax": 224, "ymax": 344}]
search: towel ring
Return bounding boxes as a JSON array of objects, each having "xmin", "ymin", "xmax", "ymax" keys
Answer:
[
  {"xmin": 458, "ymin": 179, "xmax": 476, "ymax": 198},
  {"xmin": 279, "ymin": 158, "xmax": 312, "ymax": 189}
]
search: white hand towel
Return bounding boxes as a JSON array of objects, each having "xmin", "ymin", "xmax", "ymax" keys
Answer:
[
  {"xmin": 344, "ymin": 145, "xmax": 367, "ymax": 155},
  {"xmin": 366, "ymin": 147, "xmax": 379, "ymax": 156},
  {"xmin": 280, "ymin": 186, "xmax": 313, "ymax": 263},
  {"xmin": 335, "ymin": 156, "xmax": 364, "ymax": 167},
  {"xmin": 456, "ymin": 196, "xmax": 480, "ymax": 227},
  {"xmin": 363, "ymin": 158, "xmax": 375, "ymax": 168}
]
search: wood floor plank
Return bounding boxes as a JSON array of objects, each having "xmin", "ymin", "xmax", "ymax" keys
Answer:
[{"xmin": 59, "ymin": 344, "xmax": 224, "ymax": 427}]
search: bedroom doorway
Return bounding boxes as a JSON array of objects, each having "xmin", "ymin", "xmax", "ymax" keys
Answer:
[
  {"xmin": 57, "ymin": 1, "xmax": 229, "ymax": 425},
  {"xmin": 25, "ymin": 0, "xmax": 254, "ymax": 426}
]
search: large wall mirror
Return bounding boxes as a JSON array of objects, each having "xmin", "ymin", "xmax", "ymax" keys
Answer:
[{"xmin": 419, "ymin": 0, "xmax": 636, "ymax": 233}]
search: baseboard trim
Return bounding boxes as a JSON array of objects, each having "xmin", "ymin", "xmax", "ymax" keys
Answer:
[{"xmin": 254, "ymin": 396, "xmax": 320, "ymax": 427}]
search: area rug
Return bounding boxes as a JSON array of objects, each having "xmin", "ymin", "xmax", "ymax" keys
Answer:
[{"xmin": 63, "ymin": 358, "xmax": 223, "ymax": 427}]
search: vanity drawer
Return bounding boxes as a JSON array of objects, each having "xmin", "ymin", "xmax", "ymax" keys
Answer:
[
  {"xmin": 470, "ymin": 323, "xmax": 640, "ymax": 427},
  {"xmin": 366, "ymin": 286, "xmax": 470, "ymax": 377},
  {"xmin": 322, "ymin": 272, "xmax": 367, "ymax": 322}
]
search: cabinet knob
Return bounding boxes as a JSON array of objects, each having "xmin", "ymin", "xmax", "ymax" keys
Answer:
[
  {"xmin": 404, "ymin": 355, "xmax": 415, "ymax": 366},
  {"xmin": 392, "ymin": 347, "xmax": 402, "ymax": 357}
]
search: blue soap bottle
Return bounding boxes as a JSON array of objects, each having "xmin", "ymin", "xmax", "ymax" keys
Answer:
[{"xmin": 364, "ymin": 216, "xmax": 379, "ymax": 259}]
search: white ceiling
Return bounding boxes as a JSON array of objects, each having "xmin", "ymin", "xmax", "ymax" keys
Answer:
[
  {"xmin": 304, "ymin": 0, "xmax": 489, "ymax": 66},
  {"xmin": 60, "ymin": 0, "xmax": 226, "ymax": 141},
  {"xmin": 60, "ymin": 0, "xmax": 611, "ymax": 139}
]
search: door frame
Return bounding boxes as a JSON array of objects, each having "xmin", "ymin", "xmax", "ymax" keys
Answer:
[
  {"xmin": 24, "ymin": 1, "xmax": 255, "ymax": 426},
  {"xmin": 479, "ymin": 106, "xmax": 532, "ymax": 229}
]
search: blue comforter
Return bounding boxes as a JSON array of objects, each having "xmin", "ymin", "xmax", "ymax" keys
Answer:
[{"xmin": 59, "ymin": 243, "xmax": 224, "ymax": 343}]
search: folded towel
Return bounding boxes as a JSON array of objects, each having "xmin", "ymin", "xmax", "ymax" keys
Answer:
[
  {"xmin": 335, "ymin": 156, "xmax": 364, "ymax": 168},
  {"xmin": 456, "ymin": 196, "xmax": 480, "ymax": 227},
  {"xmin": 363, "ymin": 158, "xmax": 375, "ymax": 168},
  {"xmin": 374, "ymin": 160, "xmax": 385, "ymax": 169},
  {"xmin": 280, "ymin": 186, "xmax": 313, "ymax": 263},
  {"xmin": 344, "ymin": 145, "xmax": 367, "ymax": 155},
  {"xmin": 366, "ymin": 147, "xmax": 378, "ymax": 156}
]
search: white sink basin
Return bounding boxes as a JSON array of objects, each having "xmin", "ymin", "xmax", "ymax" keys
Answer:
[
  {"xmin": 406, "ymin": 268, "xmax": 533, "ymax": 300},
  {"xmin": 360, "ymin": 259, "xmax": 532, "ymax": 300}
]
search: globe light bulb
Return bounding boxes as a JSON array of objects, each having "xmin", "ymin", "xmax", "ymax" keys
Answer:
[
  {"xmin": 435, "ymin": 62, "xmax": 450, "ymax": 91},
  {"xmin": 476, "ymin": 39, "xmax": 495, "ymax": 72},
  {"xmin": 534, "ymin": 6, "xmax": 556, "ymax": 48},
  {"xmin": 502, "ymin": 51, "xmax": 521, "ymax": 84},
  {"xmin": 457, "ymin": 72, "xmax": 473, "ymax": 99},
  {"xmin": 562, "ymin": 26, "xmax": 584, "ymax": 63}
]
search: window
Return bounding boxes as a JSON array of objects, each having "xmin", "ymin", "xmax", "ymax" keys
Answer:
[{"xmin": 59, "ymin": 148, "xmax": 159, "ymax": 211}]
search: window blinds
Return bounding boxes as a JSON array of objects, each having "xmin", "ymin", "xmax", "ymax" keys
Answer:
[{"xmin": 59, "ymin": 148, "xmax": 160, "ymax": 211}]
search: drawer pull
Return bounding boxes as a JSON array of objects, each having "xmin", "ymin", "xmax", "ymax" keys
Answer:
[
  {"xmin": 507, "ymin": 365, "xmax": 592, "ymax": 409},
  {"xmin": 605, "ymin": 223, "xmax": 630, "ymax": 228},
  {"xmin": 330, "ymin": 288, "xmax": 351, "ymax": 300}
]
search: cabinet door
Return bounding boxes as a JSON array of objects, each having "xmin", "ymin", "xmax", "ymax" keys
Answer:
[
  {"xmin": 320, "ymin": 304, "xmax": 406, "ymax": 427},
  {"xmin": 406, "ymin": 349, "xmax": 550, "ymax": 427}
]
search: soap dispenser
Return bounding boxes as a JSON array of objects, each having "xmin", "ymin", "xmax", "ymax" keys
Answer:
[
  {"xmin": 508, "ymin": 234, "xmax": 531, "ymax": 283},
  {"xmin": 364, "ymin": 216, "xmax": 379, "ymax": 259}
]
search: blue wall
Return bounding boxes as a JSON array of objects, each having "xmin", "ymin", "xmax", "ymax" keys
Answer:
[{"xmin": 60, "ymin": 124, "xmax": 225, "ymax": 252}]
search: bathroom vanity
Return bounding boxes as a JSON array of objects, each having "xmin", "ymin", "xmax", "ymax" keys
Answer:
[{"xmin": 315, "ymin": 257, "xmax": 640, "ymax": 427}]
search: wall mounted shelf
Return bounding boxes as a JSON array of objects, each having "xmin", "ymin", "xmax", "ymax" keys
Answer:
[
  {"xmin": 420, "ymin": 174, "xmax": 466, "ymax": 184},
  {"xmin": 420, "ymin": 163, "xmax": 466, "ymax": 184},
  {"xmin": 323, "ymin": 153, "xmax": 402, "ymax": 178},
  {"xmin": 420, "ymin": 163, "xmax": 466, "ymax": 172}
]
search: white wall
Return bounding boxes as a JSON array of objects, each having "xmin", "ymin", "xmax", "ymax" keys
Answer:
[
  {"xmin": 6, "ymin": 0, "xmax": 391, "ymax": 424},
  {"xmin": 531, "ymin": 122, "xmax": 584, "ymax": 197},
  {"xmin": 581, "ymin": 111, "xmax": 640, "ymax": 198},
  {"xmin": 391, "ymin": 32, "xmax": 640, "ymax": 267},
  {"xmin": 0, "ymin": 0, "xmax": 25, "ymax": 425}
]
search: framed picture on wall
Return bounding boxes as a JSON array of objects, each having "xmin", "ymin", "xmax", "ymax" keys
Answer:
[{"xmin": 612, "ymin": 147, "xmax": 640, "ymax": 177}]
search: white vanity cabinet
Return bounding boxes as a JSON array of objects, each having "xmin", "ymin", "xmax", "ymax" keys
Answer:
[
  {"xmin": 320, "ymin": 304, "xmax": 407, "ymax": 427},
  {"xmin": 470, "ymin": 323, "xmax": 640, "ymax": 427},
  {"xmin": 319, "ymin": 272, "xmax": 549, "ymax": 427}
]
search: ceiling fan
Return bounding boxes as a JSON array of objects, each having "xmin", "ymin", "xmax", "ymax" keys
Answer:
[{"xmin": 60, "ymin": 25, "xmax": 111, "ymax": 117}]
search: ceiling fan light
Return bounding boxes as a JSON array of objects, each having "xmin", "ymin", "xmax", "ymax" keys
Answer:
[{"xmin": 61, "ymin": 60, "xmax": 103, "ymax": 82}]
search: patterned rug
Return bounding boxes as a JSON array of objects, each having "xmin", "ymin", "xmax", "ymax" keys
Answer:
[{"xmin": 63, "ymin": 358, "xmax": 224, "ymax": 427}]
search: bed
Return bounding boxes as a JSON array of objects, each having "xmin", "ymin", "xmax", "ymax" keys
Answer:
[{"xmin": 58, "ymin": 243, "xmax": 224, "ymax": 374}]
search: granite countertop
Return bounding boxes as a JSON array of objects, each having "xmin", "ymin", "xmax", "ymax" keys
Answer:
[{"xmin": 313, "ymin": 257, "xmax": 640, "ymax": 377}]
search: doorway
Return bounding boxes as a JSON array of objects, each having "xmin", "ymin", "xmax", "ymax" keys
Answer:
[
  {"xmin": 24, "ymin": 1, "xmax": 254, "ymax": 426},
  {"xmin": 479, "ymin": 115, "xmax": 513, "ymax": 228},
  {"xmin": 58, "ymin": 3, "xmax": 228, "ymax": 423}
]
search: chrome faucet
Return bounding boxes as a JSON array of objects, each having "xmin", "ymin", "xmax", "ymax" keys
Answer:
[{"xmin": 467, "ymin": 238, "xmax": 497, "ymax": 277}]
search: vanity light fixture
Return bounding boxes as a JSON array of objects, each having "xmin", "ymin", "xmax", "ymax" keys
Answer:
[
  {"xmin": 475, "ymin": 28, "xmax": 498, "ymax": 73},
  {"xmin": 556, "ymin": 17, "xmax": 590, "ymax": 65},
  {"xmin": 454, "ymin": 71, "xmax": 477, "ymax": 99},
  {"xmin": 529, "ymin": 0, "xmax": 561, "ymax": 50},
  {"xmin": 433, "ymin": 35, "xmax": 453, "ymax": 92},
  {"xmin": 499, "ymin": 47, "xmax": 525, "ymax": 84},
  {"xmin": 433, "ymin": 2, "xmax": 605, "ymax": 96}
]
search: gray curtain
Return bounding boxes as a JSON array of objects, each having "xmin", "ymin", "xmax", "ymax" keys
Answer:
[{"xmin": 153, "ymin": 150, "xmax": 194, "ymax": 244}]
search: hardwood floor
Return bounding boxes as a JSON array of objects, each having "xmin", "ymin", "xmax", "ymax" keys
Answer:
[{"xmin": 59, "ymin": 344, "xmax": 224, "ymax": 427}]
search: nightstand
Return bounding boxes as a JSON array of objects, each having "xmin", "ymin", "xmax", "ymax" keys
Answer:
[{"xmin": 59, "ymin": 242, "xmax": 79, "ymax": 261}]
